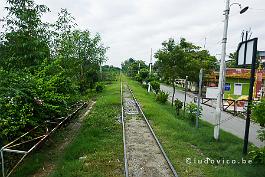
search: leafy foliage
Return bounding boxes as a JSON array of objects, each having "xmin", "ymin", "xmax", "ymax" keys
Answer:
[
  {"xmin": 154, "ymin": 38, "xmax": 217, "ymax": 105},
  {"xmin": 156, "ymin": 91, "xmax": 169, "ymax": 104},
  {"xmin": 155, "ymin": 38, "xmax": 217, "ymax": 83},
  {"xmin": 174, "ymin": 99, "xmax": 183, "ymax": 115},
  {"xmin": 0, "ymin": 0, "xmax": 107, "ymax": 140},
  {"xmin": 95, "ymin": 83, "xmax": 104, "ymax": 93},
  {"xmin": 185, "ymin": 102, "xmax": 202, "ymax": 122},
  {"xmin": 121, "ymin": 58, "xmax": 147, "ymax": 78},
  {"xmin": 252, "ymin": 99, "xmax": 265, "ymax": 126},
  {"xmin": 249, "ymin": 146, "xmax": 265, "ymax": 165},
  {"xmin": 249, "ymin": 99, "xmax": 265, "ymax": 165},
  {"xmin": 150, "ymin": 81, "xmax": 160, "ymax": 94}
]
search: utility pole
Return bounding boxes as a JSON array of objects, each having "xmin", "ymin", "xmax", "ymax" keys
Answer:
[
  {"xmin": 213, "ymin": 0, "xmax": 249, "ymax": 140},
  {"xmin": 100, "ymin": 64, "xmax": 102, "ymax": 81},
  {"xmin": 214, "ymin": 0, "xmax": 230, "ymax": 140},
  {"xmin": 138, "ymin": 62, "xmax": 141, "ymax": 74},
  {"xmin": 183, "ymin": 76, "xmax": 188, "ymax": 113},
  {"xmin": 148, "ymin": 48, "xmax": 153, "ymax": 93},
  {"xmin": 196, "ymin": 69, "xmax": 203, "ymax": 128}
]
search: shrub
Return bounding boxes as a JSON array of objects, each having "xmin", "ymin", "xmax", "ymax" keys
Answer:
[
  {"xmin": 252, "ymin": 99, "xmax": 265, "ymax": 127},
  {"xmin": 139, "ymin": 68, "xmax": 149, "ymax": 82},
  {"xmin": 249, "ymin": 100, "xmax": 265, "ymax": 165},
  {"xmin": 156, "ymin": 91, "xmax": 168, "ymax": 104},
  {"xmin": 249, "ymin": 146, "xmax": 265, "ymax": 165},
  {"xmin": 95, "ymin": 82, "xmax": 104, "ymax": 93},
  {"xmin": 186, "ymin": 102, "xmax": 202, "ymax": 122},
  {"xmin": 135, "ymin": 74, "xmax": 142, "ymax": 83},
  {"xmin": 174, "ymin": 99, "xmax": 183, "ymax": 115},
  {"xmin": 147, "ymin": 73, "xmax": 160, "ymax": 83},
  {"xmin": 151, "ymin": 81, "xmax": 160, "ymax": 94}
]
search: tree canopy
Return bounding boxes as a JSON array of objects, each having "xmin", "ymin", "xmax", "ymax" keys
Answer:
[
  {"xmin": 0, "ymin": 0, "xmax": 108, "ymax": 140},
  {"xmin": 155, "ymin": 38, "xmax": 217, "ymax": 83}
]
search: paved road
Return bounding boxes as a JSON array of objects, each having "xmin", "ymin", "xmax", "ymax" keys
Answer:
[{"xmin": 160, "ymin": 84, "xmax": 265, "ymax": 147}]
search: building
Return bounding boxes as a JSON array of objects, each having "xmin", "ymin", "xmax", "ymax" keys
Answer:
[
  {"xmin": 205, "ymin": 68, "xmax": 265, "ymax": 99},
  {"xmin": 258, "ymin": 51, "xmax": 265, "ymax": 63}
]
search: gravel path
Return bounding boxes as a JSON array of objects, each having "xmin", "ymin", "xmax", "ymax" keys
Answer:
[{"xmin": 123, "ymin": 84, "xmax": 173, "ymax": 177}]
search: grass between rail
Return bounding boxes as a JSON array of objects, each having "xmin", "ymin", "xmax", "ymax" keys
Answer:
[
  {"xmin": 126, "ymin": 77, "xmax": 264, "ymax": 177},
  {"xmin": 11, "ymin": 81, "xmax": 123, "ymax": 177}
]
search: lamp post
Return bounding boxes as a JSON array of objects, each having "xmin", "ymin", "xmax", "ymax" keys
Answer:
[{"xmin": 214, "ymin": 0, "xmax": 248, "ymax": 140}]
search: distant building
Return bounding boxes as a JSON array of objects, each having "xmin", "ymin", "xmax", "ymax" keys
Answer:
[
  {"xmin": 258, "ymin": 51, "xmax": 265, "ymax": 66},
  {"xmin": 205, "ymin": 68, "xmax": 265, "ymax": 99}
]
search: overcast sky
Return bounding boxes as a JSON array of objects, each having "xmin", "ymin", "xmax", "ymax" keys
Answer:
[{"xmin": 1, "ymin": 0, "xmax": 265, "ymax": 67}]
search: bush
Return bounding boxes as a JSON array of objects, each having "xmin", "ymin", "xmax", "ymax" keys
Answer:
[
  {"xmin": 174, "ymin": 99, "xmax": 183, "ymax": 115},
  {"xmin": 135, "ymin": 74, "xmax": 142, "ymax": 83},
  {"xmin": 249, "ymin": 146, "xmax": 265, "ymax": 165},
  {"xmin": 151, "ymin": 81, "xmax": 160, "ymax": 94},
  {"xmin": 95, "ymin": 82, "xmax": 104, "ymax": 93},
  {"xmin": 0, "ymin": 58, "xmax": 82, "ymax": 141},
  {"xmin": 139, "ymin": 68, "xmax": 149, "ymax": 82},
  {"xmin": 252, "ymin": 99, "xmax": 265, "ymax": 127},
  {"xmin": 156, "ymin": 91, "xmax": 168, "ymax": 104},
  {"xmin": 249, "ymin": 100, "xmax": 265, "ymax": 165},
  {"xmin": 147, "ymin": 73, "xmax": 160, "ymax": 83},
  {"xmin": 186, "ymin": 102, "xmax": 202, "ymax": 122}
]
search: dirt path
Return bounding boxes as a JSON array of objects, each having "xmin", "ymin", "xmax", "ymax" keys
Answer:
[
  {"xmin": 123, "ymin": 84, "xmax": 173, "ymax": 177},
  {"xmin": 32, "ymin": 101, "xmax": 96, "ymax": 177}
]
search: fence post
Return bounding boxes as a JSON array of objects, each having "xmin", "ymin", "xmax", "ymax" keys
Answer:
[{"xmin": 0, "ymin": 139, "xmax": 5, "ymax": 177}]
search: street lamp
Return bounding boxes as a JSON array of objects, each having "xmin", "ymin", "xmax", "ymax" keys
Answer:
[{"xmin": 214, "ymin": 0, "xmax": 248, "ymax": 140}]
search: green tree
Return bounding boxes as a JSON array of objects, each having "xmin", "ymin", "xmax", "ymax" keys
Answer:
[
  {"xmin": 0, "ymin": 0, "xmax": 50, "ymax": 70},
  {"xmin": 122, "ymin": 58, "xmax": 147, "ymax": 77},
  {"xmin": 0, "ymin": 0, "xmax": 108, "ymax": 141},
  {"xmin": 155, "ymin": 38, "xmax": 217, "ymax": 105},
  {"xmin": 155, "ymin": 38, "xmax": 185, "ymax": 106},
  {"xmin": 226, "ymin": 52, "xmax": 238, "ymax": 68}
]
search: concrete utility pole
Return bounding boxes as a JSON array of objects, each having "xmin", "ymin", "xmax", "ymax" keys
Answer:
[
  {"xmin": 196, "ymin": 69, "xmax": 203, "ymax": 128},
  {"xmin": 214, "ymin": 0, "xmax": 230, "ymax": 140},
  {"xmin": 138, "ymin": 62, "xmax": 141, "ymax": 74},
  {"xmin": 100, "ymin": 64, "xmax": 102, "ymax": 81},
  {"xmin": 148, "ymin": 48, "xmax": 153, "ymax": 93},
  {"xmin": 183, "ymin": 76, "xmax": 188, "ymax": 113},
  {"xmin": 214, "ymin": 0, "xmax": 248, "ymax": 140}
]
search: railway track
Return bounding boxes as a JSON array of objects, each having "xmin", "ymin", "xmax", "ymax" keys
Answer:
[{"xmin": 121, "ymin": 81, "xmax": 178, "ymax": 177}]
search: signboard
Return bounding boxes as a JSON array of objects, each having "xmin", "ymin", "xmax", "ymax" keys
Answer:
[
  {"xmin": 234, "ymin": 83, "xmax": 242, "ymax": 95},
  {"xmin": 224, "ymin": 83, "xmax": 231, "ymax": 91},
  {"xmin": 236, "ymin": 38, "xmax": 258, "ymax": 66},
  {"xmin": 206, "ymin": 87, "xmax": 219, "ymax": 99}
]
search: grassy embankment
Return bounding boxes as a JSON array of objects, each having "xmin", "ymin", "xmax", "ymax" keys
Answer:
[
  {"xmin": 126, "ymin": 77, "xmax": 264, "ymax": 177},
  {"xmin": 11, "ymin": 81, "xmax": 123, "ymax": 177}
]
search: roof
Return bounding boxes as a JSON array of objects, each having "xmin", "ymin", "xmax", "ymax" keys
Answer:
[{"xmin": 258, "ymin": 51, "xmax": 265, "ymax": 57}]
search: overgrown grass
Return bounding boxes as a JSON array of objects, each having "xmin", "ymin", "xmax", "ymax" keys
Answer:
[
  {"xmin": 10, "ymin": 82, "xmax": 123, "ymax": 177},
  {"xmin": 48, "ymin": 81, "xmax": 123, "ymax": 177},
  {"xmin": 126, "ymin": 77, "xmax": 264, "ymax": 177}
]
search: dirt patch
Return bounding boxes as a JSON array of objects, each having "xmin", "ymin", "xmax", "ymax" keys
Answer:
[
  {"xmin": 32, "ymin": 101, "xmax": 96, "ymax": 177},
  {"xmin": 123, "ymin": 85, "xmax": 173, "ymax": 177}
]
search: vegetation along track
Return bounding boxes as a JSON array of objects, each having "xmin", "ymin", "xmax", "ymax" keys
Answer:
[{"xmin": 121, "ymin": 81, "xmax": 178, "ymax": 177}]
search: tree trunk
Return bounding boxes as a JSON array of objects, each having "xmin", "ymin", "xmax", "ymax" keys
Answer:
[{"xmin": 172, "ymin": 81, "xmax": 176, "ymax": 106}]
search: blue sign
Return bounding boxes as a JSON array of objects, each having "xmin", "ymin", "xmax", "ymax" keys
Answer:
[{"xmin": 224, "ymin": 83, "xmax": 231, "ymax": 91}]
